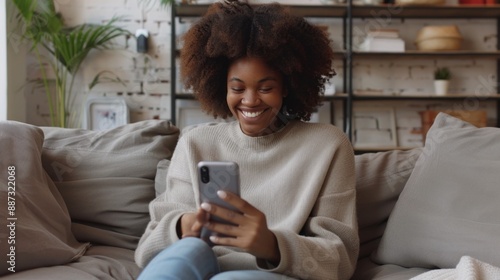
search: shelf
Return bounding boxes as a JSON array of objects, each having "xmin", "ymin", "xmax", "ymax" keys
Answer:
[
  {"xmin": 175, "ymin": 94, "xmax": 196, "ymax": 100},
  {"xmin": 353, "ymin": 94, "xmax": 500, "ymax": 100},
  {"xmin": 174, "ymin": 49, "xmax": 348, "ymax": 57},
  {"xmin": 173, "ymin": 93, "xmax": 348, "ymax": 101},
  {"xmin": 176, "ymin": 4, "xmax": 500, "ymax": 18},
  {"xmin": 323, "ymin": 94, "xmax": 348, "ymax": 101},
  {"xmin": 352, "ymin": 5, "xmax": 500, "ymax": 19},
  {"xmin": 176, "ymin": 4, "xmax": 347, "ymax": 18},
  {"xmin": 353, "ymin": 50, "xmax": 500, "ymax": 58},
  {"xmin": 175, "ymin": 3, "xmax": 500, "ymax": 18},
  {"xmin": 281, "ymin": 4, "xmax": 347, "ymax": 18}
]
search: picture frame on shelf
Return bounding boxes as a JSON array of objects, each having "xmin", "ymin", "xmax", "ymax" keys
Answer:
[
  {"xmin": 352, "ymin": 106, "xmax": 398, "ymax": 149},
  {"xmin": 84, "ymin": 97, "xmax": 129, "ymax": 131}
]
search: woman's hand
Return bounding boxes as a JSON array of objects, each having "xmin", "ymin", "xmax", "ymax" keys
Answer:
[
  {"xmin": 179, "ymin": 208, "xmax": 208, "ymax": 238},
  {"xmin": 200, "ymin": 190, "xmax": 280, "ymax": 264}
]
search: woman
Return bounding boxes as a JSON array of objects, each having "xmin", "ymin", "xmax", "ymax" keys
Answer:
[{"xmin": 134, "ymin": 1, "xmax": 358, "ymax": 279}]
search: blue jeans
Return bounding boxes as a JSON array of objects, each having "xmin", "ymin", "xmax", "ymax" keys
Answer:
[{"xmin": 138, "ymin": 237, "xmax": 295, "ymax": 280}]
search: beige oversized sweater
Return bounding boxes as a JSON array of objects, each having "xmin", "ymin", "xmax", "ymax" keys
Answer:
[{"xmin": 135, "ymin": 120, "xmax": 359, "ymax": 280}]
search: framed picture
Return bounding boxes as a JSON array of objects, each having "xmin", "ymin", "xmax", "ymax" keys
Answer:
[
  {"xmin": 352, "ymin": 106, "xmax": 398, "ymax": 149},
  {"xmin": 84, "ymin": 97, "xmax": 129, "ymax": 131}
]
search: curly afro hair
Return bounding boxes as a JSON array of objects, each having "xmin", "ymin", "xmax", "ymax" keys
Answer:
[{"xmin": 180, "ymin": 0, "xmax": 335, "ymax": 121}]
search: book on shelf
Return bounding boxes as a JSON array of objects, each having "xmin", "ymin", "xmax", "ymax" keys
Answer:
[
  {"xmin": 359, "ymin": 37, "xmax": 405, "ymax": 52},
  {"xmin": 366, "ymin": 29, "xmax": 400, "ymax": 39}
]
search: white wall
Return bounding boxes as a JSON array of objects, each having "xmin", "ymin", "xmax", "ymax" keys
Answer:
[
  {"xmin": 4, "ymin": 0, "xmax": 27, "ymax": 122},
  {"xmin": 0, "ymin": 1, "xmax": 6, "ymax": 121}
]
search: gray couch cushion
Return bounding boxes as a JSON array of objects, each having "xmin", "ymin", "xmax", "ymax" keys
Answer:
[
  {"xmin": 41, "ymin": 120, "xmax": 179, "ymax": 250},
  {"xmin": 0, "ymin": 246, "xmax": 140, "ymax": 280},
  {"xmin": 372, "ymin": 113, "xmax": 500, "ymax": 269},
  {"xmin": 0, "ymin": 121, "xmax": 89, "ymax": 275},
  {"xmin": 355, "ymin": 147, "xmax": 422, "ymax": 259}
]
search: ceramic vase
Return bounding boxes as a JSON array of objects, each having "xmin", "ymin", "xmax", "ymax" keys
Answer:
[{"xmin": 434, "ymin": 80, "xmax": 449, "ymax": 96}]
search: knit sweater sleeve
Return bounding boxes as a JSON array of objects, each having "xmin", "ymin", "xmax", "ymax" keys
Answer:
[
  {"xmin": 258, "ymin": 136, "xmax": 359, "ymax": 280},
  {"xmin": 134, "ymin": 136, "xmax": 196, "ymax": 268}
]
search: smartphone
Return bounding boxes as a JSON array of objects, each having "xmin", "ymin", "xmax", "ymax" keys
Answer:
[{"xmin": 197, "ymin": 161, "xmax": 241, "ymax": 246}]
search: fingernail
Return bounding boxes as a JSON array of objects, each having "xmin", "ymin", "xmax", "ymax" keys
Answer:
[
  {"xmin": 201, "ymin": 202, "xmax": 211, "ymax": 211},
  {"xmin": 217, "ymin": 190, "xmax": 227, "ymax": 199},
  {"xmin": 209, "ymin": 236, "xmax": 217, "ymax": 243}
]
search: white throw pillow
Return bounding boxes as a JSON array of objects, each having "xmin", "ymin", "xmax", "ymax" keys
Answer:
[{"xmin": 372, "ymin": 112, "xmax": 500, "ymax": 269}]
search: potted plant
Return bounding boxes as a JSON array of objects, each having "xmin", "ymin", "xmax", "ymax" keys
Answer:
[
  {"xmin": 12, "ymin": 0, "xmax": 130, "ymax": 127},
  {"xmin": 434, "ymin": 67, "xmax": 451, "ymax": 96}
]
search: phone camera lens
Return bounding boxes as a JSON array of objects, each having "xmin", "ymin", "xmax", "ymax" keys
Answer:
[{"xmin": 201, "ymin": 166, "xmax": 210, "ymax": 183}]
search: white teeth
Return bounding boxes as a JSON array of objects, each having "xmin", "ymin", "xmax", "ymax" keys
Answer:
[{"xmin": 241, "ymin": 111, "xmax": 263, "ymax": 118}]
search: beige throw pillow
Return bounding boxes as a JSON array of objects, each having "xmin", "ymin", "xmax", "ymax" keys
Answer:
[
  {"xmin": 355, "ymin": 148, "xmax": 422, "ymax": 259},
  {"xmin": 41, "ymin": 120, "xmax": 179, "ymax": 250},
  {"xmin": 372, "ymin": 113, "xmax": 500, "ymax": 269},
  {"xmin": 0, "ymin": 121, "xmax": 89, "ymax": 275}
]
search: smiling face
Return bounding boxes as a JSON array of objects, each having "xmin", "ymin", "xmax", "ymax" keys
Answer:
[{"xmin": 227, "ymin": 56, "xmax": 286, "ymax": 137}]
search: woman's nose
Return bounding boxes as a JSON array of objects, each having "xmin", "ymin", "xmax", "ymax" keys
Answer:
[{"xmin": 241, "ymin": 91, "xmax": 260, "ymax": 106}]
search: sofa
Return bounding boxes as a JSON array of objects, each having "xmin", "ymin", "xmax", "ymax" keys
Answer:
[{"xmin": 1, "ymin": 112, "xmax": 499, "ymax": 279}]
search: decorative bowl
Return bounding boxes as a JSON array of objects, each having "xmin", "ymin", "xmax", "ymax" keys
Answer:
[{"xmin": 415, "ymin": 25, "xmax": 463, "ymax": 51}]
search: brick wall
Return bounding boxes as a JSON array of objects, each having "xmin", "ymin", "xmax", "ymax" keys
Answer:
[
  {"xmin": 21, "ymin": 0, "xmax": 498, "ymax": 148},
  {"xmin": 24, "ymin": 0, "xmax": 173, "ymax": 127}
]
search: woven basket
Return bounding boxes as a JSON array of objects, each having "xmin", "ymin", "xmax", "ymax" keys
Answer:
[
  {"xmin": 417, "ymin": 37, "xmax": 462, "ymax": 51},
  {"xmin": 415, "ymin": 25, "xmax": 463, "ymax": 51},
  {"xmin": 420, "ymin": 110, "xmax": 487, "ymax": 142}
]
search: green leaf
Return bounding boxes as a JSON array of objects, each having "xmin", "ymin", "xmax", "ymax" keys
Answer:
[
  {"xmin": 51, "ymin": 18, "xmax": 130, "ymax": 74},
  {"xmin": 88, "ymin": 70, "xmax": 127, "ymax": 90},
  {"xmin": 434, "ymin": 67, "xmax": 451, "ymax": 80}
]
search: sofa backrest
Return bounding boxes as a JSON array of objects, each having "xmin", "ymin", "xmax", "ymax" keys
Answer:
[
  {"xmin": 39, "ymin": 116, "xmax": 421, "ymax": 257},
  {"xmin": 355, "ymin": 148, "xmax": 422, "ymax": 259},
  {"xmin": 41, "ymin": 120, "xmax": 179, "ymax": 250}
]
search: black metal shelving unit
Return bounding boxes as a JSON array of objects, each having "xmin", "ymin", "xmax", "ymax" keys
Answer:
[
  {"xmin": 352, "ymin": 5, "xmax": 500, "ymax": 18},
  {"xmin": 170, "ymin": 3, "xmax": 500, "ymax": 147},
  {"xmin": 346, "ymin": 4, "xmax": 500, "ymax": 150}
]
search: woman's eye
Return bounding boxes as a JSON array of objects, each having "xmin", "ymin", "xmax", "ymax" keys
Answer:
[
  {"xmin": 231, "ymin": 88, "xmax": 244, "ymax": 93},
  {"xmin": 260, "ymin": 88, "xmax": 272, "ymax": 93}
]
